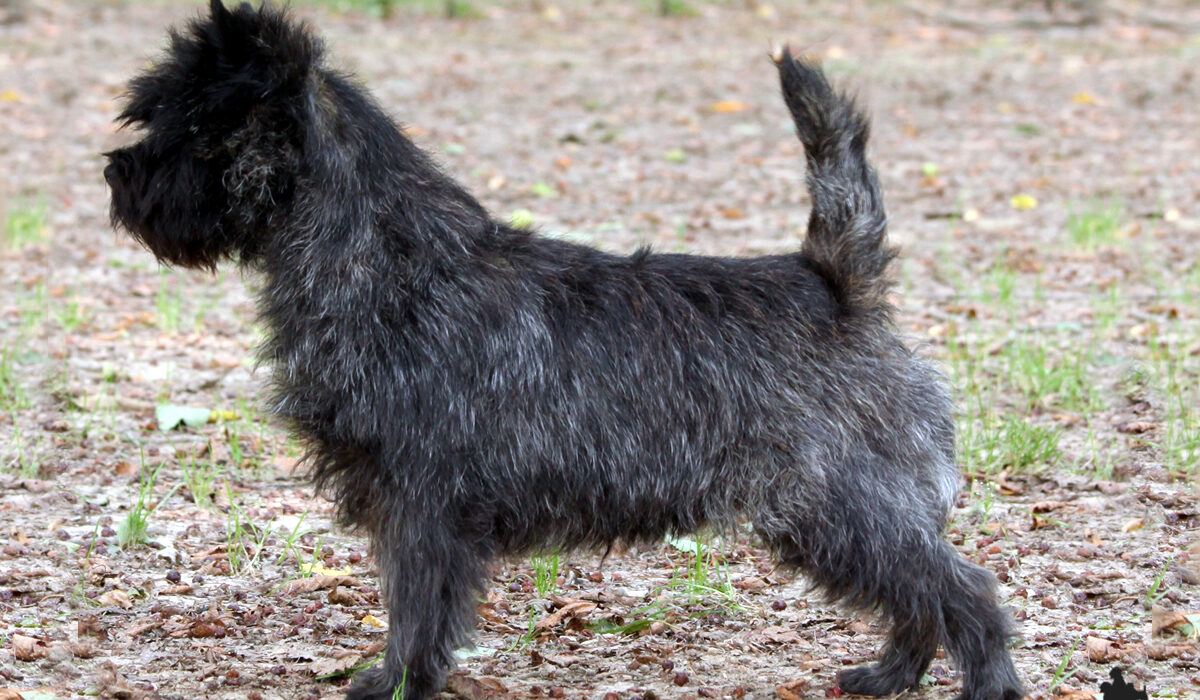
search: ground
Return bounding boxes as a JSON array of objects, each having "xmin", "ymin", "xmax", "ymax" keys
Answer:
[{"xmin": 1, "ymin": 0, "xmax": 1198, "ymax": 698}]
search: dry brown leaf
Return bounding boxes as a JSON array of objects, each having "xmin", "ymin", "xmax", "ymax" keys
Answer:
[
  {"xmin": 759, "ymin": 625, "xmax": 801, "ymax": 644},
  {"xmin": 541, "ymin": 653, "xmax": 581, "ymax": 667},
  {"xmin": 98, "ymin": 661, "xmax": 149, "ymax": 700},
  {"xmin": 734, "ymin": 576, "xmax": 768, "ymax": 591},
  {"xmin": 279, "ymin": 574, "xmax": 361, "ymax": 595},
  {"xmin": 1151, "ymin": 606, "xmax": 1200, "ymax": 638},
  {"xmin": 476, "ymin": 602, "xmax": 509, "ymax": 628},
  {"xmin": 187, "ymin": 620, "xmax": 226, "ymax": 639},
  {"xmin": 12, "ymin": 633, "xmax": 47, "ymax": 661},
  {"xmin": 310, "ymin": 653, "xmax": 361, "ymax": 677},
  {"xmin": 328, "ymin": 586, "xmax": 366, "ymax": 607},
  {"xmin": 1085, "ymin": 635, "xmax": 1130, "ymax": 663},
  {"xmin": 1031, "ymin": 513, "xmax": 1057, "ymax": 530},
  {"xmin": 78, "ymin": 614, "xmax": 107, "ymax": 639},
  {"xmin": 273, "ymin": 455, "xmax": 303, "ymax": 475},
  {"xmin": 775, "ymin": 678, "xmax": 807, "ymax": 699},
  {"xmin": 96, "ymin": 590, "xmax": 133, "ymax": 609},
  {"xmin": 534, "ymin": 599, "xmax": 597, "ymax": 632},
  {"xmin": 126, "ymin": 619, "xmax": 164, "ymax": 637},
  {"xmin": 709, "ymin": 100, "xmax": 749, "ymax": 113},
  {"xmin": 1147, "ymin": 641, "xmax": 1196, "ymax": 659},
  {"xmin": 445, "ymin": 673, "xmax": 508, "ymax": 699}
]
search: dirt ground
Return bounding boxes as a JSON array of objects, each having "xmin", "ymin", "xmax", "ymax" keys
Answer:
[{"xmin": 1, "ymin": 0, "xmax": 1199, "ymax": 698}]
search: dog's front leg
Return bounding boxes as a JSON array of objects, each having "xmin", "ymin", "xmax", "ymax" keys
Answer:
[{"xmin": 347, "ymin": 513, "xmax": 487, "ymax": 700}]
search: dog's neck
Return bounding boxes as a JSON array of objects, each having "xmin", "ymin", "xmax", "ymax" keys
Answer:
[{"xmin": 297, "ymin": 71, "xmax": 495, "ymax": 259}]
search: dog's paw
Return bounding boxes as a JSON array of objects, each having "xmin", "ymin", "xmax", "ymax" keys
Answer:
[
  {"xmin": 954, "ymin": 689, "xmax": 1025, "ymax": 700},
  {"xmin": 345, "ymin": 668, "xmax": 402, "ymax": 700},
  {"xmin": 836, "ymin": 664, "xmax": 916, "ymax": 697},
  {"xmin": 953, "ymin": 671, "xmax": 1025, "ymax": 700}
]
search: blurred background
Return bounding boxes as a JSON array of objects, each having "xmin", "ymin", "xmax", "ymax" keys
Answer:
[{"xmin": 0, "ymin": 1, "xmax": 1197, "ymax": 698}]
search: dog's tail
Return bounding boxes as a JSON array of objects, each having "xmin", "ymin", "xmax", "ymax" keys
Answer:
[{"xmin": 774, "ymin": 48, "xmax": 895, "ymax": 319}]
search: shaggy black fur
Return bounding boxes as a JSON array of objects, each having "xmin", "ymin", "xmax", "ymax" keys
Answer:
[{"xmin": 104, "ymin": 3, "xmax": 1024, "ymax": 699}]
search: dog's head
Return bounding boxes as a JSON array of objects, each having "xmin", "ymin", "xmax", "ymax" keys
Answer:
[{"xmin": 105, "ymin": 0, "xmax": 320, "ymax": 269}]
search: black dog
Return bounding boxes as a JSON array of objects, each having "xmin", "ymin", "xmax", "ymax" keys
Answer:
[{"xmin": 104, "ymin": 3, "xmax": 1023, "ymax": 699}]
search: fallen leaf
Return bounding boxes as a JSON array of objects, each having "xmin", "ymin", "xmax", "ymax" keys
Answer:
[
  {"xmin": 126, "ymin": 619, "xmax": 165, "ymax": 637},
  {"xmin": 188, "ymin": 620, "xmax": 225, "ymax": 638},
  {"xmin": 155, "ymin": 404, "xmax": 210, "ymax": 431},
  {"xmin": 534, "ymin": 599, "xmax": 597, "ymax": 632},
  {"xmin": 542, "ymin": 653, "xmax": 581, "ymax": 667},
  {"xmin": 446, "ymin": 674, "xmax": 508, "ymax": 700},
  {"xmin": 1147, "ymin": 641, "xmax": 1196, "ymax": 659},
  {"xmin": 310, "ymin": 654, "xmax": 361, "ymax": 677},
  {"xmin": 1086, "ymin": 635, "xmax": 1124, "ymax": 662},
  {"xmin": 709, "ymin": 100, "xmax": 749, "ymax": 113},
  {"xmin": 12, "ymin": 633, "xmax": 47, "ymax": 661},
  {"xmin": 1010, "ymin": 194, "xmax": 1038, "ymax": 210},
  {"xmin": 300, "ymin": 561, "xmax": 353, "ymax": 577},
  {"xmin": 759, "ymin": 625, "xmax": 801, "ymax": 644},
  {"xmin": 509, "ymin": 209, "xmax": 535, "ymax": 230},
  {"xmin": 1152, "ymin": 606, "xmax": 1200, "ymax": 638},
  {"xmin": 96, "ymin": 590, "xmax": 133, "ymax": 609},
  {"xmin": 776, "ymin": 678, "xmax": 807, "ymax": 699},
  {"xmin": 279, "ymin": 574, "xmax": 360, "ymax": 595},
  {"xmin": 328, "ymin": 586, "xmax": 366, "ymax": 607}
]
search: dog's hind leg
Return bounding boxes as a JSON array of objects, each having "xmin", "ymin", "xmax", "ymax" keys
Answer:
[
  {"xmin": 346, "ymin": 516, "xmax": 487, "ymax": 700},
  {"xmin": 755, "ymin": 456, "xmax": 1021, "ymax": 700}
]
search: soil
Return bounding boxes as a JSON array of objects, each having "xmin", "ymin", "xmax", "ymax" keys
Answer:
[{"xmin": 1, "ymin": 1, "xmax": 1198, "ymax": 699}]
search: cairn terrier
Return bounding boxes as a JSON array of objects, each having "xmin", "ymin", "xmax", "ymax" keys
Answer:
[{"xmin": 105, "ymin": 2, "xmax": 1023, "ymax": 699}]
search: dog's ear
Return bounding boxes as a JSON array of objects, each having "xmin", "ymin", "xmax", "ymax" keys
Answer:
[
  {"xmin": 119, "ymin": 0, "xmax": 323, "ymax": 134},
  {"xmin": 201, "ymin": 0, "xmax": 323, "ymax": 101}
]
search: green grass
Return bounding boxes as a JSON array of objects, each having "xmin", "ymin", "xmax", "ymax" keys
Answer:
[
  {"xmin": 1066, "ymin": 200, "xmax": 1124, "ymax": 249},
  {"xmin": 0, "ymin": 346, "xmax": 30, "ymax": 412},
  {"xmin": 224, "ymin": 484, "xmax": 270, "ymax": 573},
  {"xmin": 4, "ymin": 198, "xmax": 48, "ymax": 249},
  {"xmin": 274, "ymin": 512, "xmax": 313, "ymax": 567},
  {"xmin": 309, "ymin": 0, "xmax": 480, "ymax": 18},
  {"xmin": 658, "ymin": 0, "xmax": 697, "ymax": 16},
  {"xmin": 979, "ymin": 263, "xmax": 1018, "ymax": 310},
  {"xmin": 19, "ymin": 278, "xmax": 47, "ymax": 334},
  {"xmin": 1161, "ymin": 385, "xmax": 1199, "ymax": 475},
  {"xmin": 54, "ymin": 291, "xmax": 86, "ymax": 333},
  {"xmin": 531, "ymin": 551, "xmax": 559, "ymax": 597},
  {"xmin": 960, "ymin": 413, "xmax": 1062, "ymax": 475},
  {"xmin": 156, "ymin": 269, "xmax": 183, "ymax": 333},
  {"xmin": 1001, "ymin": 337, "xmax": 1097, "ymax": 413},
  {"xmin": 3, "ymin": 426, "xmax": 39, "ymax": 477},
  {"xmin": 118, "ymin": 453, "xmax": 180, "ymax": 549},
  {"xmin": 1046, "ymin": 637, "xmax": 1080, "ymax": 694},
  {"xmin": 181, "ymin": 453, "xmax": 219, "ymax": 508}
]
